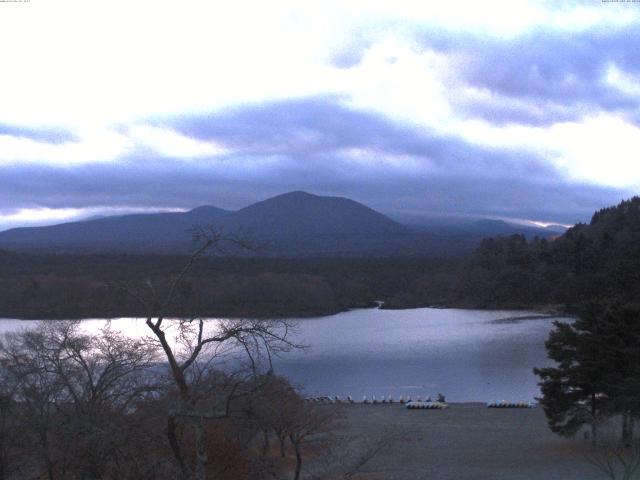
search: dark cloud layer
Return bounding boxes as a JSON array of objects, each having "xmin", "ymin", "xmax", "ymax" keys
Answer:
[
  {"xmin": 413, "ymin": 24, "xmax": 640, "ymax": 125},
  {"xmin": 168, "ymin": 97, "xmax": 431, "ymax": 157},
  {"xmin": 165, "ymin": 97, "xmax": 558, "ymax": 178},
  {"xmin": 0, "ymin": 124, "xmax": 76, "ymax": 144},
  {"xmin": 1, "ymin": 97, "xmax": 629, "ymax": 226},
  {"xmin": 303, "ymin": 20, "xmax": 640, "ymax": 128},
  {"xmin": 0, "ymin": 151, "xmax": 624, "ymax": 226}
]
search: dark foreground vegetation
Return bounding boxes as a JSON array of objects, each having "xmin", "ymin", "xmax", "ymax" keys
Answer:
[{"xmin": 0, "ymin": 319, "xmax": 383, "ymax": 480}]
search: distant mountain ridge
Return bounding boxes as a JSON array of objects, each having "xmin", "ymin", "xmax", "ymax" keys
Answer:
[
  {"xmin": 0, "ymin": 192, "xmax": 409, "ymax": 255},
  {"xmin": 0, "ymin": 206, "xmax": 230, "ymax": 252},
  {"xmin": 0, "ymin": 191, "xmax": 563, "ymax": 257},
  {"xmin": 469, "ymin": 219, "xmax": 567, "ymax": 237}
]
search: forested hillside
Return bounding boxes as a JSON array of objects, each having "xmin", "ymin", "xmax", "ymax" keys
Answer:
[
  {"xmin": 0, "ymin": 252, "xmax": 456, "ymax": 319},
  {"xmin": 387, "ymin": 197, "xmax": 640, "ymax": 310}
]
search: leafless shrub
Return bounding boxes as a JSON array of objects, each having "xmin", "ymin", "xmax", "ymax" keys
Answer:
[
  {"xmin": 307, "ymin": 427, "xmax": 404, "ymax": 480},
  {"xmin": 586, "ymin": 418, "xmax": 640, "ymax": 480},
  {"xmin": 0, "ymin": 320, "xmax": 163, "ymax": 480}
]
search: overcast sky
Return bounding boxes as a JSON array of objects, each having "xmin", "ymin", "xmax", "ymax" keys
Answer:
[{"xmin": 1, "ymin": 0, "xmax": 639, "ymax": 231}]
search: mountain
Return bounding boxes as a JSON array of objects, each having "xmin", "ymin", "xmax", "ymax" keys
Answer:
[
  {"xmin": 0, "ymin": 191, "xmax": 569, "ymax": 257},
  {"xmin": 469, "ymin": 219, "xmax": 568, "ymax": 238},
  {"xmin": 391, "ymin": 213, "xmax": 568, "ymax": 239},
  {"xmin": 217, "ymin": 191, "xmax": 411, "ymax": 256},
  {"xmin": 468, "ymin": 219, "xmax": 543, "ymax": 237},
  {"xmin": 224, "ymin": 191, "xmax": 404, "ymax": 237},
  {"xmin": 0, "ymin": 192, "xmax": 410, "ymax": 255},
  {"xmin": 0, "ymin": 206, "xmax": 230, "ymax": 253},
  {"xmin": 544, "ymin": 224, "xmax": 569, "ymax": 234}
]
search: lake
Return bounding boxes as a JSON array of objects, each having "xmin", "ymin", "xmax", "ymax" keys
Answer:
[{"xmin": 0, "ymin": 308, "xmax": 569, "ymax": 402}]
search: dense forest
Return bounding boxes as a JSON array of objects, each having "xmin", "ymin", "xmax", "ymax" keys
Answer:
[
  {"xmin": 0, "ymin": 252, "xmax": 456, "ymax": 319},
  {"xmin": 448, "ymin": 197, "xmax": 640, "ymax": 310}
]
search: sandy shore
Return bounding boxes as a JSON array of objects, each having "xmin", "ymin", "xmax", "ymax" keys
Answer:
[{"xmin": 332, "ymin": 403, "xmax": 601, "ymax": 480}]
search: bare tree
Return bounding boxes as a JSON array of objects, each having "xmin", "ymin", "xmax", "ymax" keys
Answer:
[
  {"xmin": 249, "ymin": 375, "xmax": 300, "ymax": 458},
  {"xmin": 284, "ymin": 400, "xmax": 337, "ymax": 480},
  {"xmin": 0, "ymin": 320, "xmax": 161, "ymax": 480},
  {"xmin": 0, "ymin": 388, "xmax": 20, "ymax": 480},
  {"xmin": 120, "ymin": 231, "xmax": 299, "ymax": 480}
]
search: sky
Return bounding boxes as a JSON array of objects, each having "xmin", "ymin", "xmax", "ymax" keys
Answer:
[{"xmin": 1, "ymin": 0, "xmax": 640, "ymax": 231}]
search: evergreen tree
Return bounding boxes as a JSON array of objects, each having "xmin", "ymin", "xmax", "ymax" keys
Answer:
[
  {"xmin": 593, "ymin": 304, "xmax": 640, "ymax": 443},
  {"xmin": 535, "ymin": 302, "xmax": 640, "ymax": 445},
  {"xmin": 535, "ymin": 304, "xmax": 611, "ymax": 444}
]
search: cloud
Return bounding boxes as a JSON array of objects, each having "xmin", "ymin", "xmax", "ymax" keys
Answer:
[
  {"xmin": 1, "ymin": 2, "xmax": 638, "ymax": 231},
  {"xmin": 0, "ymin": 127, "xmax": 132, "ymax": 166},
  {"xmin": 0, "ymin": 124, "xmax": 76, "ymax": 144},
  {"xmin": 410, "ymin": 24, "xmax": 640, "ymax": 126},
  {"xmin": 163, "ymin": 97, "xmax": 557, "ymax": 177},
  {"xmin": 166, "ymin": 96, "xmax": 439, "ymax": 157},
  {"xmin": 0, "ymin": 97, "xmax": 629, "ymax": 230},
  {"xmin": 0, "ymin": 152, "xmax": 624, "ymax": 229}
]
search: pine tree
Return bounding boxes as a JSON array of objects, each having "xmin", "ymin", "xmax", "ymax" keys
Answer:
[
  {"xmin": 535, "ymin": 302, "xmax": 640, "ymax": 445},
  {"xmin": 534, "ymin": 304, "xmax": 611, "ymax": 444}
]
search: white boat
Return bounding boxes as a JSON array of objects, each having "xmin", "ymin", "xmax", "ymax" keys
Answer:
[{"xmin": 406, "ymin": 401, "xmax": 448, "ymax": 410}]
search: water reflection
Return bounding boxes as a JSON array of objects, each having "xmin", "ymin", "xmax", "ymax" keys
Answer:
[{"xmin": 0, "ymin": 308, "xmax": 571, "ymax": 402}]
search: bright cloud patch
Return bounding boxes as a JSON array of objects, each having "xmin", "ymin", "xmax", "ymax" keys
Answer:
[
  {"xmin": 548, "ymin": 115, "xmax": 640, "ymax": 188},
  {"xmin": 0, "ymin": 128, "xmax": 132, "ymax": 166},
  {"xmin": 0, "ymin": 206, "xmax": 186, "ymax": 231},
  {"xmin": 128, "ymin": 126, "xmax": 231, "ymax": 158}
]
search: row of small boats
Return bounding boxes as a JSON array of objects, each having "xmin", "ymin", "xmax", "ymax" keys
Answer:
[
  {"xmin": 306, "ymin": 396, "xmax": 355, "ymax": 404},
  {"xmin": 305, "ymin": 396, "xmax": 536, "ymax": 408},
  {"xmin": 405, "ymin": 401, "xmax": 448, "ymax": 409},
  {"xmin": 305, "ymin": 394, "xmax": 444, "ymax": 404},
  {"xmin": 486, "ymin": 401, "xmax": 534, "ymax": 408}
]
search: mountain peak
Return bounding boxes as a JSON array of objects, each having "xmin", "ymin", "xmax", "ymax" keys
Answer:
[
  {"xmin": 278, "ymin": 190, "xmax": 316, "ymax": 198},
  {"xmin": 265, "ymin": 191, "xmax": 329, "ymax": 203},
  {"xmin": 224, "ymin": 191, "xmax": 405, "ymax": 240}
]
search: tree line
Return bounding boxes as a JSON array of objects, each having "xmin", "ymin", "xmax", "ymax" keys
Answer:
[
  {"xmin": 0, "ymin": 252, "xmax": 457, "ymax": 319},
  {"xmin": 455, "ymin": 197, "xmax": 640, "ymax": 309}
]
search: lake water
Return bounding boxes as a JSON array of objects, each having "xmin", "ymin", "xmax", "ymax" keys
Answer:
[{"xmin": 0, "ymin": 308, "xmax": 570, "ymax": 402}]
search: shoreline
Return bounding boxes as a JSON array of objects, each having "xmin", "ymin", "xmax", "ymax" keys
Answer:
[{"xmin": 0, "ymin": 303, "xmax": 572, "ymax": 322}]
